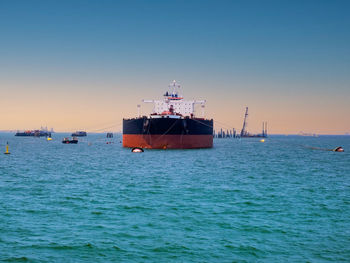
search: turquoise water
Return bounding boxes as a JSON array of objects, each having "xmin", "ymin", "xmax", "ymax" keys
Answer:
[{"xmin": 1, "ymin": 133, "xmax": 349, "ymax": 262}]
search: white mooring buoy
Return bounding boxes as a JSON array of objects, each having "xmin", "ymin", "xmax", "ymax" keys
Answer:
[{"xmin": 131, "ymin": 147, "xmax": 144, "ymax": 153}]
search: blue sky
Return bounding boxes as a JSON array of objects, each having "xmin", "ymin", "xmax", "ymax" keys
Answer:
[{"xmin": 1, "ymin": 0, "xmax": 349, "ymax": 133}]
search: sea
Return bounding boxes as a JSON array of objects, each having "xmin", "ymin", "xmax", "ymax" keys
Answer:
[{"xmin": 0, "ymin": 133, "xmax": 349, "ymax": 262}]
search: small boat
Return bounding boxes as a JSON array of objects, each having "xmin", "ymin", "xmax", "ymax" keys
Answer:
[
  {"xmin": 71, "ymin": 131, "xmax": 87, "ymax": 137},
  {"xmin": 62, "ymin": 137, "xmax": 78, "ymax": 144}
]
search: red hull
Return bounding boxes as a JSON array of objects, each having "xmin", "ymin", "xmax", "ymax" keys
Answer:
[{"xmin": 123, "ymin": 134, "xmax": 213, "ymax": 149}]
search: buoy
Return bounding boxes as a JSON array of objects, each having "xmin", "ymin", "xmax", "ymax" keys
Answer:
[
  {"xmin": 4, "ymin": 142, "xmax": 10, "ymax": 155},
  {"xmin": 131, "ymin": 147, "xmax": 144, "ymax": 153},
  {"xmin": 162, "ymin": 145, "xmax": 167, "ymax": 149},
  {"xmin": 260, "ymin": 139, "xmax": 265, "ymax": 142},
  {"xmin": 47, "ymin": 137, "xmax": 52, "ymax": 141},
  {"xmin": 333, "ymin": 146, "xmax": 344, "ymax": 152}
]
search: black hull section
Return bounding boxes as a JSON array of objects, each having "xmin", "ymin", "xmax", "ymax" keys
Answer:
[
  {"xmin": 123, "ymin": 117, "xmax": 213, "ymax": 135},
  {"xmin": 123, "ymin": 117, "xmax": 213, "ymax": 149}
]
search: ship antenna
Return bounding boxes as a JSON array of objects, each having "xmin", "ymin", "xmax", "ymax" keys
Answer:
[
  {"xmin": 137, "ymin": 104, "xmax": 141, "ymax": 117},
  {"xmin": 172, "ymin": 80, "xmax": 176, "ymax": 97}
]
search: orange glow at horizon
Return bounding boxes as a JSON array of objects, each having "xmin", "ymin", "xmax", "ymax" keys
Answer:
[{"xmin": 1, "ymin": 81, "xmax": 349, "ymax": 135}]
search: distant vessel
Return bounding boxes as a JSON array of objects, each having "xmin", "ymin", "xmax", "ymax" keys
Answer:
[
  {"xmin": 71, "ymin": 131, "xmax": 87, "ymax": 137},
  {"xmin": 15, "ymin": 128, "xmax": 51, "ymax": 137},
  {"xmin": 298, "ymin": 132, "xmax": 318, "ymax": 137},
  {"xmin": 62, "ymin": 137, "xmax": 78, "ymax": 144},
  {"xmin": 240, "ymin": 107, "xmax": 267, "ymax": 138},
  {"xmin": 123, "ymin": 81, "xmax": 213, "ymax": 149}
]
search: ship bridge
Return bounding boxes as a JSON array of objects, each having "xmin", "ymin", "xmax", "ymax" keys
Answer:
[{"xmin": 142, "ymin": 80, "xmax": 206, "ymax": 117}]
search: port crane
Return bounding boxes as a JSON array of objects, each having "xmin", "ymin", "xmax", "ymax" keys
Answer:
[
  {"xmin": 240, "ymin": 107, "xmax": 249, "ymax": 137},
  {"xmin": 240, "ymin": 107, "xmax": 267, "ymax": 138}
]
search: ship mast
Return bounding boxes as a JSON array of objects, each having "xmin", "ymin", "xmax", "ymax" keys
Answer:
[
  {"xmin": 164, "ymin": 80, "xmax": 181, "ymax": 98},
  {"xmin": 171, "ymin": 80, "xmax": 177, "ymax": 97},
  {"xmin": 240, "ymin": 107, "xmax": 248, "ymax": 137}
]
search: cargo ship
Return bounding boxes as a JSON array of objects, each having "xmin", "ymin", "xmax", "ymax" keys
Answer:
[
  {"xmin": 15, "ymin": 128, "xmax": 51, "ymax": 137},
  {"xmin": 123, "ymin": 81, "xmax": 213, "ymax": 149},
  {"xmin": 71, "ymin": 131, "xmax": 87, "ymax": 137}
]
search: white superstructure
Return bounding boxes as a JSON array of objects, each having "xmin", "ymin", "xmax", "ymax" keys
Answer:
[{"xmin": 142, "ymin": 80, "xmax": 206, "ymax": 117}]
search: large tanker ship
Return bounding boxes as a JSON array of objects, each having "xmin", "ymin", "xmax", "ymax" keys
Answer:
[{"xmin": 123, "ymin": 81, "xmax": 213, "ymax": 149}]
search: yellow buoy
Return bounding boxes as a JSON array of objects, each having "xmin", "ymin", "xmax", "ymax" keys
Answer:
[
  {"xmin": 260, "ymin": 139, "xmax": 265, "ymax": 142},
  {"xmin": 4, "ymin": 143, "xmax": 10, "ymax": 154},
  {"xmin": 47, "ymin": 137, "xmax": 52, "ymax": 141}
]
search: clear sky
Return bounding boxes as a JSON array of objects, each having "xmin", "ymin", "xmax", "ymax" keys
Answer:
[{"xmin": 1, "ymin": 0, "xmax": 349, "ymax": 134}]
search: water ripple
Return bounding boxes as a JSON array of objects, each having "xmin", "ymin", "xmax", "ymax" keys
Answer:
[{"xmin": 1, "ymin": 134, "xmax": 350, "ymax": 262}]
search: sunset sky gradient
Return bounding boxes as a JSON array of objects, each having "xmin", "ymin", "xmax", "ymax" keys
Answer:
[{"xmin": 1, "ymin": 0, "xmax": 349, "ymax": 134}]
